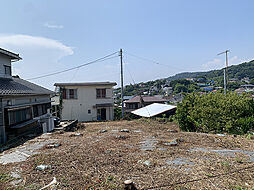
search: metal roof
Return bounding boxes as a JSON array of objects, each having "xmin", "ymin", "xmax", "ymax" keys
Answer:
[
  {"xmin": 0, "ymin": 48, "xmax": 22, "ymax": 61},
  {"xmin": 125, "ymin": 95, "xmax": 167, "ymax": 103},
  {"xmin": 131, "ymin": 103, "xmax": 176, "ymax": 117},
  {"xmin": 54, "ymin": 82, "xmax": 117, "ymax": 87},
  {"xmin": 0, "ymin": 77, "xmax": 53, "ymax": 96}
]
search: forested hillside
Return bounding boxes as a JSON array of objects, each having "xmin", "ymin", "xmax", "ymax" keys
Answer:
[
  {"xmin": 167, "ymin": 59, "xmax": 254, "ymax": 81},
  {"xmin": 115, "ymin": 59, "xmax": 254, "ymax": 96}
]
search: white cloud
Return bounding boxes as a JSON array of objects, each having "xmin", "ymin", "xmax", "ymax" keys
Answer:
[
  {"xmin": 0, "ymin": 34, "xmax": 74, "ymax": 89},
  {"xmin": 44, "ymin": 22, "xmax": 64, "ymax": 29},
  {"xmin": 202, "ymin": 58, "xmax": 223, "ymax": 70},
  {"xmin": 202, "ymin": 56, "xmax": 251, "ymax": 70},
  {"xmin": 0, "ymin": 34, "xmax": 73, "ymax": 56}
]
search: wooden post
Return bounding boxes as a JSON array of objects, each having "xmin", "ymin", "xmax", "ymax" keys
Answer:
[{"xmin": 124, "ymin": 180, "xmax": 137, "ymax": 190}]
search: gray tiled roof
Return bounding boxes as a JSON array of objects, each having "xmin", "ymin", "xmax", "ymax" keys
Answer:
[{"xmin": 0, "ymin": 77, "xmax": 53, "ymax": 96}]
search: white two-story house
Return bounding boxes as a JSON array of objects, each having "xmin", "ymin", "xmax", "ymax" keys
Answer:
[
  {"xmin": 0, "ymin": 48, "xmax": 54, "ymax": 145},
  {"xmin": 54, "ymin": 82, "xmax": 117, "ymax": 121}
]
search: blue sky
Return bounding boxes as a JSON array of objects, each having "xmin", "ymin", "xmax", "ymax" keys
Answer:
[{"xmin": 0, "ymin": 0, "xmax": 254, "ymax": 89}]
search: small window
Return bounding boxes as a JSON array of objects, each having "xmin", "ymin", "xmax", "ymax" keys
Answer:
[
  {"xmin": 96, "ymin": 89, "xmax": 106, "ymax": 98},
  {"xmin": 88, "ymin": 109, "xmax": 91, "ymax": 114},
  {"xmin": 62, "ymin": 89, "xmax": 77, "ymax": 99},
  {"xmin": 69, "ymin": 89, "xmax": 75, "ymax": 99},
  {"xmin": 4, "ymin": 66, "xmax": 11, "ymax": 76}
]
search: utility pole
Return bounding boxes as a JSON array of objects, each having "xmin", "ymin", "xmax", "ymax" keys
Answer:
[
  {"xmin": 218, "ymin": 50, "xmax": 230, "ymax": 95},
  {"xmin": 223, "ymin": 68, "xmax": 227, "ymax": 95},
  {"xmin": 120, "ymin": 49, "xmax": 124, "ymax": 118}
]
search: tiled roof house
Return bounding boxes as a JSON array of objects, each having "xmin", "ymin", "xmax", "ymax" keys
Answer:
[{"xmin": 0, "ymin": 48, "xmax": 54, "ymax": 145}]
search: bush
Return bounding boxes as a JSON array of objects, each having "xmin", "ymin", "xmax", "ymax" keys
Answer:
[
  {"xmin": 114, "ymin": 107, "xmax": 122, "ymax": 120},
  {"xmin": 175, "ymin": 92, "xmax": 254, "ymax": 134}
]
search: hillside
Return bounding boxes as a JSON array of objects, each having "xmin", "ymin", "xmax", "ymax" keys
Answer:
[
  {"xmin": 116, "ymin": 59, "xmax": 254, "ymax": 96},
  {"xmin": 167, "ymin": 59, "xmax": 254, "ymax": 81}
]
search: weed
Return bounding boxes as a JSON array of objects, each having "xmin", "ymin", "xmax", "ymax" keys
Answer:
[
  {"xmin": 235, "ymin": 157, "xmax": 244, "ymax": 164},
  {"xmin": 234, "ymin": 186, "xmax": 248, "ymax": 190},
  {"xmin": 221, "ymin": 161, "xmax": 231, "ymax": 171},
  {"xmin": 0, "ymin": 173, "xmax": 14, "ymax": 183}
]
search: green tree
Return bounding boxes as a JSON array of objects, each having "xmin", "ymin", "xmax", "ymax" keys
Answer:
[{"xmin": 176, "ymin": 92, "xmax": 254, "ymax": 134}]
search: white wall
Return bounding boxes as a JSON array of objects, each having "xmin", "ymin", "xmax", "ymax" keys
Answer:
[
  {"xmin": 0, "ymin": 54, "xmax": 12, "ymax": 78},
  {"xmin": 2, "ymin": 95, "xmax": 50, "ymax": 107},
  {"xmin": 61, "ymin": 85, "xmax": 114, "ymax": 121}
]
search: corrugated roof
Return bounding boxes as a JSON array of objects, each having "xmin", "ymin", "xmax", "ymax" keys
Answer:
[
  {"xmin": 0, "ymin": 77, "xmax": 53, "ymax": 96},
  {"xmin": 125, "ymin": 95, "xmax": 167, "ymax": 103},
  {"xmin": 131, "ymin": 103, "xmax": 176, "ymax": 117},
  {"xmin": 54, "ymin": 82, "xmax": 117, "ymax": 87}
]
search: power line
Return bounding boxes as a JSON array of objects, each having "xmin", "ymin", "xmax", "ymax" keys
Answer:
[
  {"xmin": 122, "ymin": 54, "xmax": 151, "ymax": 117},
  {"xmin": 125, "ymin": 64, "xmax": 136, "ymax": 85},
  {"xmin": 26, "ymin": 51, "xmax": 119, "ymax": 80},
  {"xmin": 125, "ymin": 51, "xmax": 159, "ymax": 64},
  {"xmin": 125, "ymin": 51, "xmax": 181, "ymax": 71}
]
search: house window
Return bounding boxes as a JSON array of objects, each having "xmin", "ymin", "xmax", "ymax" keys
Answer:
[
  {"xmin": 4, "ymin": 65, "xmax": 11, "ymax": 76},
  {"xmin": 62, "ymin": 89, "xmax": 77, "ymax": 99},
  {"xmin": 8, "ymin": 107, "xmax": 32, "ymax": 126},
  {"xmin": 88, "ymin": 109, "xmax": 91, "ymax": 114},
  {"xmin": 96, "ymin": 89, "xmax": 106, "ymax": 98},
  {"xmin": 69, "ymin": 89, "xmax": 75, "ymax": 99},
  {"xmin": 33, "ymin": 103, "xmax": 51, "ymax": 117}
]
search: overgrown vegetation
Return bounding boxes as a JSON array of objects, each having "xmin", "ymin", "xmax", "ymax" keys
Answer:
[{"xmin": 176, "ymin": 92, "xmax": 254, "ymax": 134}]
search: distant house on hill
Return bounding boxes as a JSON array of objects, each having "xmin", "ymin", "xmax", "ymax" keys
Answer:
[
  {"xmin": 241, "ymin": 84, "xmax": 254, "ymax": 89},
  {"xmin": 200, "ymin": 86, "xmax": 214, "ymax": 92},
  {"xmin": 229, "ymin": 78, "xmax": 239, "ymax": 83},
  {"xmin": 124, "ymin": 95, "xmax": 167, "ymax": 112},
  {"xmin": 54, "ymin": 82, "xmax": 116, "ymax": 121},
  {"xmin": 241, "ymin": 77, "xmax": 250, "ymax": 83},
  {"xmin": 123, "ymin": 96, "xmax": 134, "ymax": 101},
  {"xmin": 0, "ymin": 48, "xmax": 54, "ymax": 145}
]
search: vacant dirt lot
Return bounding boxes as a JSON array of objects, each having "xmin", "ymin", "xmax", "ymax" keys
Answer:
[{"xmin": 0, "ymin": 119, "xmax": 254, "ymax": 190}]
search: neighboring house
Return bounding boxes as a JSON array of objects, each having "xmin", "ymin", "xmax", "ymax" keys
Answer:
[
  {"xmin": 123, "ymin": 96, "xmax": 134, "ymax": 101},
  {"xmin": 162, "ymin": 86, "xmax": 173, "ymax": 96},
  {"xmin": 54, "ymin": 82, "xmax": 117, "ymax": 121},
  {"xmin": 164, "ymin": 93, "xmax": 184, "ymax": 105},
  {"xmin": 241, "ymin": 84, "xmax": 254, "ymax": 89},
  {"xmin": 51, "ymin": 95, "xmax": 60, "ymax": 118},
  {"xmin": 229, "ymin": 78, "xmax": 239, "ymax": 83},
  {"xmin": 200, "ymin": 86, "xmax": 214, "ymax": 92},
  {"xmin": 241, "ymin": 77, "xmax": 250, "ymax": 83},
  {"xmin": 0, "ymin": 48, "xmax": 54, "ymax": 145},
  {"xmin": 124, "ymin": 95, "xmax": 167, "ymax": 112}
]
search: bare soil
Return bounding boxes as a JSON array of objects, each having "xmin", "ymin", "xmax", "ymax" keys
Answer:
[{"xmin": 0, "ymin": 119, "xmax": 254, "ymax": 190}]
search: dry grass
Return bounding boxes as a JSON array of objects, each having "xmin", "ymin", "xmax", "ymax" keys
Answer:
[{"xmin": 0, "ymin": 119, "xmax": 254, "ymax": 190}]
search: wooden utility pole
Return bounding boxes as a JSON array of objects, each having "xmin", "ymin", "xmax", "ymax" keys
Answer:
[
  {"xmin": 120, "ymin": 49, "xmax": 124, "ymax": 118},
  {"xmin": 218, "ymin": 50, "xmax": 230, "ymax": 95}
]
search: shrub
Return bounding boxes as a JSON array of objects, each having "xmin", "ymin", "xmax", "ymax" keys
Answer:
[{"xmin": 175, "ymin": 92, "xmax": 254, "ymax": 134}]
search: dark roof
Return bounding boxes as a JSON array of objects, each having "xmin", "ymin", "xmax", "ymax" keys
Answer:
[
  {"xmin": 54, "ymin": 82, "xmax": 117, "ymax": 87},
  {"xmin": 0, "ymin": 77, "xmax": 53, "ymax": 96},
  {"xmin": 0, "ymin": 48, "xmax": 22, "ymax": 61},
  {"xmin": 125, "ymin": 95, "xmax": 167, "ymax": 103},
  {"xmin": 241, "ymin": 84, "xmax": 254, "ymax": 87}
]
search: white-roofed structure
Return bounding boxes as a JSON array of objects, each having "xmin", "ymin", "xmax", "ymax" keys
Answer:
[{"xmin": 131, "ymin": 103, "xmax": 176, "ymax": 118}]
